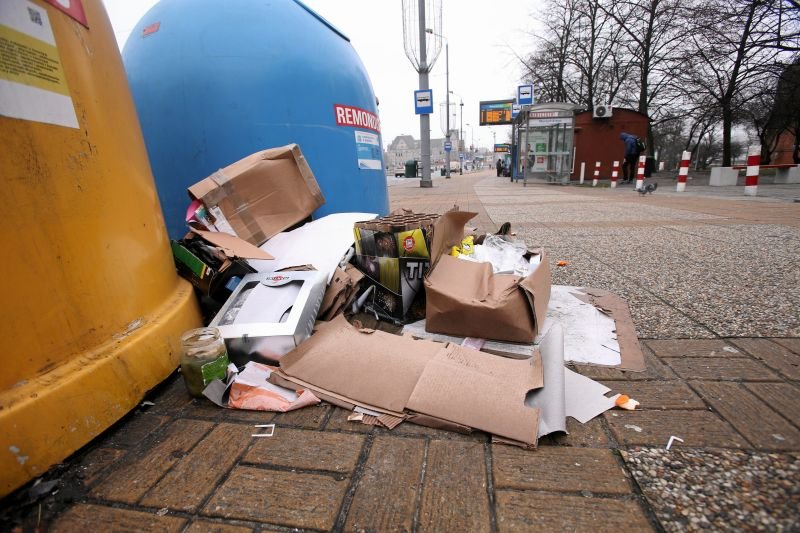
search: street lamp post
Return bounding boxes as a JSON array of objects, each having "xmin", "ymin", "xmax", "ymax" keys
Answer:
[{"xmin": 426, "ymin": 29, "xmax": 450, "ymax": 179}]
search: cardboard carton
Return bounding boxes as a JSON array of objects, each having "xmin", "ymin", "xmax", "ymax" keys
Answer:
[
  {"xmin": 424, "ymin": 211, "xmax": 551, "ymax": 343},
  {"xmin": 188, "ymin": 145, "xmax": 325, "ymax": 246},
  {"xmin": 273, "ymin": 316, "xmax": 543, "ymax": 446},
  {"xmin": 352, "ymin": 212, "xmax": 439, "ymax": 323},
  {"xmin": 171, "ymin": 230, "xmax": 273, "ymax": 304},
  {"xmin": 209, "ymin": 270, "xmax": 327, "ymax": 365}
]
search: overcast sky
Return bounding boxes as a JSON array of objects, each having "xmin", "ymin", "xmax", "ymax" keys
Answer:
[{"xmin": 101, "ymin": 0, "xmax": 543, "ymax": 150}]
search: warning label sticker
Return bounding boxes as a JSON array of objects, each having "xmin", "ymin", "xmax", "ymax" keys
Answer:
[{"xmin": 0, "ymin": 0, "xmax": 78, "ymax": 128}]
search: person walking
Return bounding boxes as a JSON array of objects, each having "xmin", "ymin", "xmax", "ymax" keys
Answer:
[
  {"xmin": 620, "ymin": 132, "xmax": 642, "ymax": 184},
  {"xmin": 496, "ymin": 158, "xmax": 503, "ymax": 177}
]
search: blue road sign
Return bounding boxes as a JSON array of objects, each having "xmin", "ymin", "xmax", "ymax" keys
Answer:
[
  {"xmin": 444, "ymin": 140, "xmax": 452, "ymax": 152},
  {"xmin": 518, "ymin": 84, "xmax": 533, "ymax": 105},
  {"xmin": 414, "ymin": 89, "xmax": 433, "ymax": 114}
]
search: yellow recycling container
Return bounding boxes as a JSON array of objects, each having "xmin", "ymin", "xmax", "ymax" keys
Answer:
[{"xmin": 0, "ymin": 0, "xmax": 201, "ymax": 496}]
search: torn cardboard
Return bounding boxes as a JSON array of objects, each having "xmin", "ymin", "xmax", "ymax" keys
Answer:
[
  {"xmin": 538, "ymin": 286, "xmax": 620, "ymax": 366},
  {"xmin": 188, "ymin": 144, "xmax": 325, "ymax": 246},
  {"xmin": 424, "ymin": 211, "xmax": 551, "ymax": 343},
  {"xmin": 318, "ymin": 264, "xmax": 364, "ymax": 321},
  {"xmin": 570, "ymin": 287, "xmax": 646, "ymax": 372},
  {"xmin": 272, "ymin": 315, "xmax": 544, "ymax": 446}
]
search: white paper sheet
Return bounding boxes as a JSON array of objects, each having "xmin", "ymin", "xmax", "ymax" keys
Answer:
[{"xmin": 248, "ymin": 212, "xmax": 377, "ymax": 283}]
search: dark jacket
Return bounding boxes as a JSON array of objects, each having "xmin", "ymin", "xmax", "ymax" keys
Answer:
[{"xmin": 620, "ymin": 132, "xmax": 640, "ymax": 157}]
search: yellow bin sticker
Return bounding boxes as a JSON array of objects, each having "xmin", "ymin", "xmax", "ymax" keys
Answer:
[{"xmin": 0, "ymin": 0, "xmax": 78, "ymax": 128}]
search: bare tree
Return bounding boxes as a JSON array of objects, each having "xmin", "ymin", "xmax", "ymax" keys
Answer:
[
  {"xmin": 600, "ymin": 0, "xmax": 688, "ymax": 153},
  {"xmin": 520, "ymin": 0, "xmax": 580, "ymax": 103},
  {"xmin": 681, "ymin": 0, "xmax": 794, "ymax": 166}
]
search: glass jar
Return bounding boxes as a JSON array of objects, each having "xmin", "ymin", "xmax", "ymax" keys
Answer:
[{"xmin": 180, "ymin": 327, "xmax": 229, "ymax": 398}]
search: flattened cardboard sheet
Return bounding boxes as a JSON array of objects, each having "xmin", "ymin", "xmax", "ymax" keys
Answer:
[{"xmin": 276, "ymin": 315, "xmax": 543, "ymax": 445}]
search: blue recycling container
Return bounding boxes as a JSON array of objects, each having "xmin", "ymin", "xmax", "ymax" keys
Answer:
[{"xmin": 123, "ymin": 0, "xmax": 389, "ymax": 239}]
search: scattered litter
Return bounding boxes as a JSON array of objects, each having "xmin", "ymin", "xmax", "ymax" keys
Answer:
[
  {"xmin": 156, "ymin": 508, "xmax": 169, "ymax": 516},
  {"xmin": 140, "ymin": 401, "xmax": 155, "ymax": 407},
  {"xmin": 209, "ymin": 271, "xmax": 327, "ymax": 365},
  {"xmin": 615, "ymin": 395, "xmax": 640, "ymax": 410},
  {"xmin": 625, "ymin": 424, "xmax": 643, "ymax": 433},
  {"xmin": 666, "ymin": 435, "xmax": 684, "ymax": 450},
  {"xmin": 252, "ymin": 424, "xmax": 275, "ymax": 437},
  {"xmin": 723, "ymin": 346, "xmax": 739, "ymax": 353},
  {"xmin": 28, "ymin": 479, "xmax": 58, "ymax": 500},
  {"xmin": 557, "ymin": 260, "xmax": 568, "ymax": 267},
  {"xmin": 772, "ymin": 434, "xmax": 786, "ymax": 441}
]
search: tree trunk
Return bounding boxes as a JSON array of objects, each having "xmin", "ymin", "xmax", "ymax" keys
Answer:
[{"xmin": 721, "ymin": 106, "xmax": 733, "ymax": 166}]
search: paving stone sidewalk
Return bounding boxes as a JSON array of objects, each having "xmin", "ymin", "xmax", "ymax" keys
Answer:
[{"xmin": 3, "ymin": 171, "xmax": 799, "ymax": 532}]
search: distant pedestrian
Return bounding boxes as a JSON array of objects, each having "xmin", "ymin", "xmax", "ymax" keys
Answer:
[
  {"xmin": 496, "ymin": 158, "xmax": 503, "ymax": 177},
  {"xmin": 620, "ymin": 132, "xmax": 643, "ymax": 183}
]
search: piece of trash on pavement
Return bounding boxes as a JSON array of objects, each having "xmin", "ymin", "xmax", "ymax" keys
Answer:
[
  {"xmin": 625, "ymin": 424, "xmax": 643, "ymax": 432},
  {"xmin": 666, "ymin": 435, "xmax": 684, "ymax": 450},
  {"xmin": 209, "ymin": 270, "xmax": 327, "ymax": 365},
  {"xmin": 556, "ymin": 260, "xmax": 568, "ymax": 267},
  {"xmin": 180, "ymin": 327, "xmax": 230, "ymax": 398},
  {"xmin": 615, "ymin": 395, "xmax": 640, "ymax": 410},
  {"xmin": 252, "ymin": 424, "xmax": 275, "ymax": 438}
]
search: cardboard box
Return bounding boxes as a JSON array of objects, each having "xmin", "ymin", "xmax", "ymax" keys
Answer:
[
  {"xmin": 352, "ymin": 212, "xmax": 439, "ymax": 323},
  {"xmin": 209, "ymin": 270, "xmax": 327, "ymax": 365},
  {"xmin": 188, "ymin": 144, "xmax": 325, "ymax": 246},
  {"xmin": 171, "ymin": 230, "xmax": 273, "ymax": 304},
  {"xmin": 272, "ymin": 315, "xmax": 544, "ymax": 446},
  {"xmin": 424, "ymin": 211, "xmax": 551, "ymax": 343}
]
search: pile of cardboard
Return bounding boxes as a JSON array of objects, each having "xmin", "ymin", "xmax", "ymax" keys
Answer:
[{"xmin": 173, "ymin": 144, "xmax": 645, "ymax": 449}]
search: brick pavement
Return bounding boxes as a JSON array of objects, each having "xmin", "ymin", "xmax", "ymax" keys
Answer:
[{"xmin": 4, "ymin": 171, "xmax": 800, "ymax": 531}]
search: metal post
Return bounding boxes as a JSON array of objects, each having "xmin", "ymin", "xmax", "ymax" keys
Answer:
[
  {"xmin": 417, "ymin": 0, "xmax": 432, "ymax": 188},
  {"xmin": 459, "ymin": 99, "xmax": 463, "ymax": 174},
  {"xmin": 445, "ymin": 42, "xmax": 450, "ymax": 178}
]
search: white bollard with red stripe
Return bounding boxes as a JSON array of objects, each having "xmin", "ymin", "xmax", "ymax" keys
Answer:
[
  {"xmin": 744, "ymin": 145, "xmax": 760, "ymax": 196},
  {"xmin": 611, "ymin": 160, "xmax": 619, "ymax": 188},
  {"xmin": 592, "ymin": 161, "xmax": 600, "ymax": 187},
  {"xmin": 580, "ymin": 162, "xmax": 585, "ymax": 185},
  {"xmin": 676, "ymin": 151, "xmax": 691, "ymax": 192},
  {"xmin": 635, "ymin": 155, "xmax": 646, "ymax": 190}
]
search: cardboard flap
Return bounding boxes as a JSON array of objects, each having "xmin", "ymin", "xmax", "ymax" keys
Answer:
[
  {"xmin": 406, "ymin": 344, "xmax": 541, "ymax": 445},
  {"xmin": 193, "ymin": 230, "xmax": 274, "ymax": 260},
  {"xmin": 279, "ymin": 316, "xmax": 439, "ymax": 412},
  {"xmin": 430, "ymin": 211, "xmax": 478, "ymax": 267},
  {"xmin": 519, "ymin": 249, "xmax": 551, "ymax": 333}
]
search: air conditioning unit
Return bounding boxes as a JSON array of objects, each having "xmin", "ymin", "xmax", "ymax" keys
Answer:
[{"xmin": 593, "ymin": 104, "xmax": 612, "ymax": 118}]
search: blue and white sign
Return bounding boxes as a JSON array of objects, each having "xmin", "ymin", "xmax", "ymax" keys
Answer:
[
  {"xmin": 414, "ymin": 89, "xmax": 433, "ymax": 115},
  {"xmin": 444, "ymin": 140, "xmax": 452, "ymax": 152},
  {"xmin": 512, "ymin": 104, "xmax": 521, "ymax": 119},
  {"xmin": 354, "ymin": 130, "xmax": 382, "ymax": 170},
  {"xmin": 518, "ymin": 84, "xmax": 534, "ymax": 105}
]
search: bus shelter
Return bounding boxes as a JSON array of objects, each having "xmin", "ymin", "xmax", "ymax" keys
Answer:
[{"xmin": 514, "ymin": 103, "xmax": 577, "ymax": 185}]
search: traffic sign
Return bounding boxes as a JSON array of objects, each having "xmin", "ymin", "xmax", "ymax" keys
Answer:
[
  {"xmin": 414, "ymin": 90, "xmax": 433, "ymax": 115},
  {"xmin": 518, "ymin": 84, "xmax": 533, "ymax": 105},
  {"xmin": 444, "ymin": 140, "xmax": 452, "ymax": 152}
]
